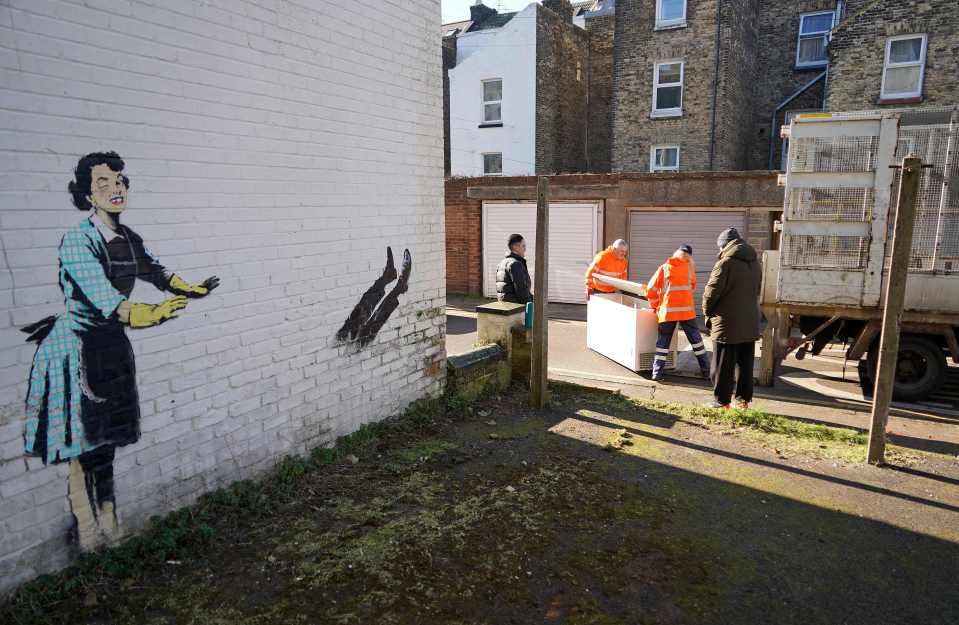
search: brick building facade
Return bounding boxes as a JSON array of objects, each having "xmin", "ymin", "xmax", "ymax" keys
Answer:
[
  {"xmin": 612, "ymin": 0, "xmax": 842, "ymax": 173},
  {"xmin": 444, "ymin": 1, "xmax": 613, "ymax": 177},
  {"xmin": 536, "ymin": 1, "xmax": 591, "ymax": 175},
  {"xmin": 0, "ymin": 0, "xmax": 445, "ymax": 595},
  {"xmin": 827, "ymin": 0, "xmax": 959, "ymax": 111}
]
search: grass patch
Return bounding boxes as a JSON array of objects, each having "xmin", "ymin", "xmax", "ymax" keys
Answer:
[{"xmin": 0, "ymin": 397, "xmax": 446, "ymax": 624}]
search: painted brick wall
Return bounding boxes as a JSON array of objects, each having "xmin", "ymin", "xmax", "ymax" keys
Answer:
[{"xmin": 0, "ymin": 0, "xmax": 444, "ymax": 595}]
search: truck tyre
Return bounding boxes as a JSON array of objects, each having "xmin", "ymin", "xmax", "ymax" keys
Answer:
[{"xmin": 866, "ymin": 336, "xmax": 947, "ymax": 402}]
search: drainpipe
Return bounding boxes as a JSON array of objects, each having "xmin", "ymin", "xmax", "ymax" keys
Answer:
[
  {"xmin": 708, "ymin": 0, "xmax": 723, "ymax": 170},
  {"xmin": 766, "ymin": 71, "xmax": 827, "ymax": 170}
]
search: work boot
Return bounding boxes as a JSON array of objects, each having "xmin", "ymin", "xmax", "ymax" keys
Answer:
[
  {"xmin": 697, "ymin": 356, "xmax": 711, "ymax": 380},
  {"xmin": 651, "ymin": 361, "xmax": 666, "ymax": 382}
]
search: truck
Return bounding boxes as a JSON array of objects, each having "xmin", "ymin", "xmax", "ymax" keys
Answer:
[{"xmin": 760, "ymin": 107, "xmax": 959, "ymax": 401}]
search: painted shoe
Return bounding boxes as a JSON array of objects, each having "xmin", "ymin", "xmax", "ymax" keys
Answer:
[
  {"xmin": 382, "ymin": 246, "xmax": 398, "ymax": 283},
  {"xmin": 735, "ymin": 400, "xmax": 750, "ymax": 411},
  {"xmin": 705, "ymin": 401, "xmax": 730, "ymax": 410}
]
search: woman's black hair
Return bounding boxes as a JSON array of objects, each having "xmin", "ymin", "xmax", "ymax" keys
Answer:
[{"xmin": 68, "ymin": 151, "xmax": 130, "ymax": 211}]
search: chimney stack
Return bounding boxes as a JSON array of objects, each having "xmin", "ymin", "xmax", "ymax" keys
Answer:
[
  {"xmin": 470, "ymin": 1, "xmax": 497, "ymax": 24},
  {"xmin": 543, "ymin": 0, "xmax": 574, "ymax": 24}
]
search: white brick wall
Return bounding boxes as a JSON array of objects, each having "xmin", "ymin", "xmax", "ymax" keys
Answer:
[{"xmin": 0, "ymin": 0, "xmax": 445, "ymax": 594}]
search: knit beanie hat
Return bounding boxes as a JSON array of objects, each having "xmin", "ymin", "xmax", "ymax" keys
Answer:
[{"xmin": 716, "ymin": 227, "xmax": 742, "ymax": 250}]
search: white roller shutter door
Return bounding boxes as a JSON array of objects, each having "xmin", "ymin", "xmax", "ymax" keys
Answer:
[
  {"xmin": 483, "ymin": 202, "xmax": 601, "ymax": 304},
  {"xmin": 628, "ymin": 210, "xmax": 748, "ymax": 313}
]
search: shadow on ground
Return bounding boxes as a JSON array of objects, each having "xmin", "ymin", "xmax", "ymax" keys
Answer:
[{"xmin": 7, "ymin": 385, "xmax": 958, "ymax": 625}]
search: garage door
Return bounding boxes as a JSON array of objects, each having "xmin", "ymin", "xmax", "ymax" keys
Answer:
[
  {"xmin": 483, "ymin": 202, "xmax": 602, "ymax": 304},
  {"xmin": 628, "ymin": 210, "xmax": 747, "ymax": 313}
]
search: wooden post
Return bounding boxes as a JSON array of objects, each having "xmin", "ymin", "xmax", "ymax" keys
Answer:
[
  {"xmin": 758, "ymin": 306, "xmax": 777, "ymax": 387},
  {"xmin": 530, "ymin": 177, "xmax": 550, "ymax": 408},
  {"xmin": 867, "ymin": 155, "xmax": 922, "ymax": 465}
]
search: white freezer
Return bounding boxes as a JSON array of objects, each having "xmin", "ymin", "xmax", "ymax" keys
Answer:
[{"xmin": 586, "ymin": 290, "xmax": 678, "ymax": 372}]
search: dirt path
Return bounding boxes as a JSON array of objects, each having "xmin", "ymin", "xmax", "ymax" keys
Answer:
[{"xmin": 5, "ymin": 384, "xmax": 959, "ymax": 625}]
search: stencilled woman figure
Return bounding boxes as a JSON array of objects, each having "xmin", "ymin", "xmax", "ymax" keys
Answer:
[{"xmin": 22, "ymin": 152, "xmax": 219, "ymax": 550}]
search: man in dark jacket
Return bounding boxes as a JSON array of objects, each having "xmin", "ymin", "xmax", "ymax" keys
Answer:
[
  {"xmin": 703, "ymin": 227, "xmax": 762, "ymax": 409},
  {"xmin": 496, "ymin": 233, "xmax": 533, "ymax": 304}
]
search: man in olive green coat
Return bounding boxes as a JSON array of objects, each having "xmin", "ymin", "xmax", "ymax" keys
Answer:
[{"xmin": 703, "ymin": 227, "xmax": 762, "ymax": 409}]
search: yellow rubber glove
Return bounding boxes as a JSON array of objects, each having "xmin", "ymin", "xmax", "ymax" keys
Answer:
[
  {"xmin": 170, "ymin": 275, "xmax": 220, "ymax": 298},
  {"xmin": 128, "ymin": 296, "xmax": 187, "ymax": 328}
]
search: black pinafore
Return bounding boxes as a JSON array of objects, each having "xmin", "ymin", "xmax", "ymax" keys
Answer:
[{"xmin": 79, "ymin": 226, "xmax": 141, "ymax": 449}]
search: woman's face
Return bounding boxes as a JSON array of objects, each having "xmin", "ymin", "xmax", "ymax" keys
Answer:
[{"xmin": 88, "ymin": 164, "xmax": 128, "ymax": 213}]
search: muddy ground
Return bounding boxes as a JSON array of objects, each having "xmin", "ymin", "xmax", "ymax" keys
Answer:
[{"xmin": 4, "ymin": 383, "xmax": 959, "ymax": 625}]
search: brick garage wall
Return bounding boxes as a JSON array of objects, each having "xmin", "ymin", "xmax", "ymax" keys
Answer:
[
  {"xmin": 0, "ymin": 0, "xmax": 444, "ymax": 595},
  {"xmin": 535, "ymin": 2, "xmax": 590, "ymax": 174},
  {"xmin": 445, "ymin": 177, "xmax": 483, "ymax": 295},
  {"xmin": 611, "ymin": 0, "xmax": 722, "ymax": 172},
  {"xmin": 585, "ymin": 14, "xmax": 615, "ymax": 173},
  {"xmin": 747, "ymin": 0, "xmax": 834, "ymax": 169},
  {"xmin": 827, "ymin": 0, "xmax": 959, "ymax": 111},
  {"xmin": 445, "ymin": 172, "xmax": 782, "ymax": 295}
]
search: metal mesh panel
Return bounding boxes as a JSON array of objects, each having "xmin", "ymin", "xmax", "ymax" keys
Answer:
[
  {"xmin": 787, "ymin": 187, "xmax": 873, "ymax": 221},
  {"xmin": 782, "ymin": 235, "xmax": 867, "ymax": 269},
  {"xmin": 885, "ymin": 124, "xmax": 958, "ymax": 272},
  {"xmin": 789, "ymin": 136, "xmax": 879, "ymax": 173},
  {"xmin": 638, "ymin": 352, "xmax": 673, "ymax": 371}
]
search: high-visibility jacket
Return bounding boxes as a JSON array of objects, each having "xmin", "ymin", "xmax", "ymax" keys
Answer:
[
  {"xmin": 646, "ymin": 255, "xmax": 697, "ymax": 322},
  {"xmin": 585, "ymin": 246, "xmax": 628, "ymax": 293}
]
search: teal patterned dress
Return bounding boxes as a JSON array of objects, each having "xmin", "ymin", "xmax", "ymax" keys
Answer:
[{"xmin": 23, "ymin": 218, "xmax": 172, "ymax": 464}]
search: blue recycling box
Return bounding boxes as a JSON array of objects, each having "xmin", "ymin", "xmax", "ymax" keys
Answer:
[{"xmin": 525, "ymin": 302, "xmax": 533, "ymax": 328}]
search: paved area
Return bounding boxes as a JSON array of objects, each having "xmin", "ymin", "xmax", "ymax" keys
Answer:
[{"xmin": 447, "ymin": 297, "xmax": 959, "ymax": 458}]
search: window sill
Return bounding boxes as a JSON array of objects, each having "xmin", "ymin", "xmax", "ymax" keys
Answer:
[
  {"xmin": 794, "ymin": 62, "xmax": 828, "ymax": 71},
  {"xmin": 654, "ymin": 22, "xmax": 687, "ymax": 31},
  {"xmin": 650, "ymin": 169, "xmax": 680, "ymax": 174},
  {"xmin": 877, "ymin": 96, "xmax": 923, "ymax": 105},
  {"xmin": 478, "ymin": 122, "xmax": 504, "ymax": 128},
  {"xmin": 650, "ymin": 111, "xmax": 682, "ymax": 119}
]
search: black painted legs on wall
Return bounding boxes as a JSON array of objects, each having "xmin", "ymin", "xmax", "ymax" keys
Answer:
[
  {"xmin": 67, "ymin": 444, "xmax": 119, "ymax": 551},
  {"xmin": 336, "ymin": 247, "xmax": 413, "ymax": 348}
]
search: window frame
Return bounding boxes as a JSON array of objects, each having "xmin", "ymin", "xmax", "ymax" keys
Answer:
[
  {"xmin": 655, "ymin": 0, "xmax": 687, "ymax": 29},
  {"xmin": 650, "ymin": 145, "xmax": 680, "ymax": 173},
  {"xmin": 795, "ymin": 10, "xmax": 834, "ymax": 69},
  {"xmin": 880, "ymin": 34, "xmax": 927, "ymax": 100},
  {"xmin": 651, "ymin": 60, "xmax": 684, "ymax": 118},
  {"xmin": 481, "ymin": 78, "xmax": 503, "ymax": 124},
  {"xmin": 482, "ymin": 152, "xmax": 503, "ymax": 176}
]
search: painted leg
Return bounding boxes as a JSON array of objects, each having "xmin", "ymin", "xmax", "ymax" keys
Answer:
[
  {"xmin": 79, "ymin": 445, "xmax": 118, "ymax": 546},
  {"xmin": 68, "ymin": 459, "xmax": 102, "ymax": 552},
  {"xmin": 336, "ymin": 247, "xmax": 398, "ymax": 342},
  {"xmin": 357, "ymin": 250, "xmax": 412, "ymax": 347}
]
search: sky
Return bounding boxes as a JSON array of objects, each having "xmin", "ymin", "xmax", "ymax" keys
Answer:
[{"xmin": 442, "ymin": 0, "xmax": 539, "ymax": 24}]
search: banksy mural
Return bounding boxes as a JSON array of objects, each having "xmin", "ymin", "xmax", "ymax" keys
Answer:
[
  {"xmin": 22, "ymin": 152, "xmax": 219, "ymax": 551},
  {"xmin": 337, "ymin": 247, "xmax": 412, "ymax": 347}
]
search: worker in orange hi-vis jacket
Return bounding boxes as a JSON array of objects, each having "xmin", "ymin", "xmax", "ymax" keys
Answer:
[
  {"xmin": 585, "ymin": 239, "xmax": 628, "ymax": 296},
  {"xmin": 646, "ymin": 244, "xmax": 710, "ymax": 382}
]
